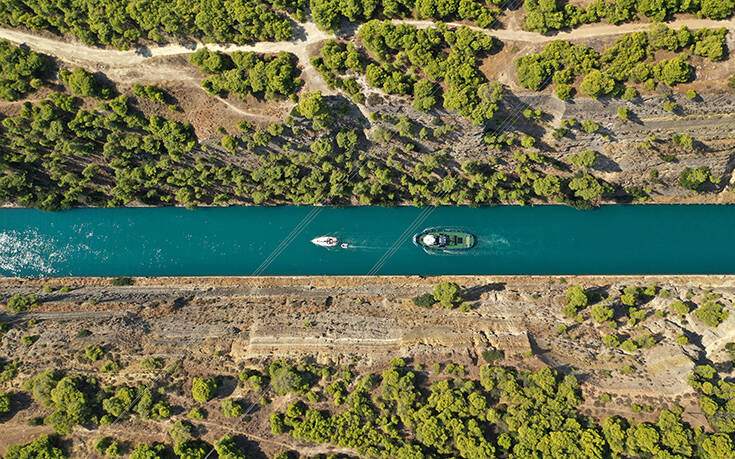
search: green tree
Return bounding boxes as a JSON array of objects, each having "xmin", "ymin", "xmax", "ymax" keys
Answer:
[
  {"xmin": 433, "ymin": 282, "xmax": 462, "ymax": 309},
  {"xmin": 679, "ymin": 167, "xmax": 711, "ymax": 191},
  {"xmin": 191, "ymin": 377, "xmax": 218, "ymax": 403},
  {"xmin": 591, "ymin": 304, "xmax": 613, "ymax": 323},
  {"xmin": 5, "ymin": 294, "xmax": 39, "ymax": 312},
  {"xmin": 130, "ymin": 443, "xmax": 167, "ymax": 459},
  {"xmin": 85, "ymin": 345, "xmax": 104, "ymax": 361},
  {"xmin": 297, "ymin": 91, "xmax": 329, "ymax": 120},
  {"xmin": 579, "ymin": 70, "xmax": 615, "ymax": 98},
  {"xmin": 221, "ymin": 398, "xmax": 245, "ymax": 418},
  {"xmin": 563, "ymin": 285, "xmax": 589, "ymax": 317},
  {"xmin": 0, "ymin": 391, "xmax": 10, "ymax": 413},
  {"xmin": 4, "ymin": 435, "xmax": 66, "ymax": 459}
]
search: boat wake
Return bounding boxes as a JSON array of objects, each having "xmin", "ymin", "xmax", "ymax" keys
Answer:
[{"xmin": 0, "ymin": 230, "xmax": 92, "ymax": 277}]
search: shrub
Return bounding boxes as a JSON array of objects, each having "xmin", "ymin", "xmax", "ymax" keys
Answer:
[
  {"xmin": 563, "ymin": 285, "xmax": 589, "ymax": 318},
  {"xmin": 591, "ymin": 305, "xmax": 614, "ymax": 323},
  {"xmin": 101, "ymin": 360, "xmax": 121, "ymax": 372},
  {"xmin": 676, "ymin": 335, "xmax": 690, "ymax": 345},
  {"xmin": 6, "ymin": 294, "xmax": 39, "ymax": 312},
  {"xmin": 4, "ymin": 435, "xmax": 65, "ymax": 459},
  {"xmin": 621, "ymin": 365, "xmax": 636, "ymax": 375},
  {"xmin": 412, "ymin": 293, "xmax": 435, "ymax": 308},
  {"xmin": 110, "ymin": 277, "xmax": 134, "ymax": 286},
  {"xmin": 482, "ymin": 348, "xmax": 505, "ymax": 364},
  {"xmin": 569, "ymin": 150, "xmax": 597, "ymax": 168},
  {"xmin": 694, "ymin": 301, "xmax": 729, "ymax": 327},
  {"xmin": 0, "ymin": 391, "xmax": 10, "ymax": 414},
  {"xmin": 192, "ymin": 377, "xmax": 218, "ymax": 403},
  {"xmin": 141, "ymin": 357, "xmax": 164, "ymax": 370},
  {"xmin": 221, "ymin": 398, "xmax": 245, "ymax": 418},
  {"xmin": 686, "ymin": 89, "xmax": 697, "ymax": 99},
  {"xmin": 555, "ymin": 84, "xmax": 573, "ymax": 100},
  {"xmin": 269, "ymin": 361, "xmax": 309, "ymax": 395},
  {"xmin": 189, "ymin": 408, "xmax": 205, "ymax": 420},
  {"xmin": 602, "ymin": 334, "xmax": 620, "ymax": 348},
  {"xmin": 679, "ymin": 167, "xmax": 712, "ymax": 191},
  {"xmin": 580, "ymin": 120, "xmax": 600, "ymax": 133},
  {"xmin": 579, "ymin": 70, "xmax": 615, "ymax": 98},
  {"xmin": 670, "ymin": 301, "xmax": 691, "ymax": 315},
  {"xmin": 59, "ymin": 67, "xmax": 112, "ymax": 98},
  {"xmin": 621, "ymin": 340, "xmax": 639, "ymax": 352},
  {"xmin": 130, "ymin": 443, "xmax": 167, "ymax": 459},
  {"xmin": 85, "ymin": 345, "xmax": 104, "ymax": 361},
  {"xmin": 432, "ymin": 282, "xmax": 462, "ymax": 309}
]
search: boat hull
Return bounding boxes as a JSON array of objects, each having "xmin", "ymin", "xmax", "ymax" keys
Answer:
[
  {"xmin": 311, "ymin": 236, "xmax": 338, "ymax": 247},
  {"xmin": 413, "ymin": 228, "xmax": 476, "ymax": 252}
]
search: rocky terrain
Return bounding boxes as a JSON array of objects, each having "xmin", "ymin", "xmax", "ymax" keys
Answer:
[{"xmin": 1, "ymin": 275, "xmax": 734, "ymax": 456}]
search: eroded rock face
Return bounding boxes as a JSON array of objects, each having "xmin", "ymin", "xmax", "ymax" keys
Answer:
[{"xmin": 3, "ymin": 275, "xmax": 733, "ymax": 403}]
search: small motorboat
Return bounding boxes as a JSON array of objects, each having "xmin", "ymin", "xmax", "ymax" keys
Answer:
[
  {"xmin": 413, "ymin": 228, "xmax": 476, "ymax": 253},
  {"xmin": 311, "ymin": 236, "xmax": 339, "ymax": 247}
]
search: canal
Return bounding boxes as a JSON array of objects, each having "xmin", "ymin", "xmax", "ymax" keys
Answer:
[{"xmin": 0, "ymin": 205, "xmax": 732, "ymax": 277}]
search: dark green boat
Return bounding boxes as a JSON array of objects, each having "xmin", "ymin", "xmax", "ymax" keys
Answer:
[{"xmin": 413, "ymin": 228, "xmax": 476, "ymax": 253}]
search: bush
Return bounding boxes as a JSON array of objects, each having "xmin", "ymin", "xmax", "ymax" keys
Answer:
[
  {"xmin": 563, "ymin": 285, "xmax": 589, "ymax": 318},
  {"xmin": 6, "ymin": 294, "xmax": 39, "ymax": 312},
  {"xmin": 555, "ymin": 84, "xmax": 573, "ymax": 100},
  {"xmin": 101, "ymin": 360, "xmax": 121, "ymax": 372},
  {"xmin": 221, "ymin": 398, "xmax": 245, "ymax": 418},
  {"xmin": 133, "ymin": 84, "xmax": 167, "ymax": 103},
  {"xmin": 621, "ymin": 340, "xmax": 639, "ymax": 352},
  {"xmin": 60, "ymin": 67, "xmax": 111, "ymax": 98},
  {"xmin": 4, "ymin": 435, "xmax": 65, "ymax": 459},
  {"xmin": 269, "ymin": 361, "xmax": 309, "ymax": 395},
  {"xmin": 670, "ymin": 301, "xmax": 691, "ymax": 314},
  {"xmin": 85, "ymin": 345, "xmax": 104, "ymax": 361},
  {"xmin": 131, "ymin": 443, "xmax": 167, "ymax": 459},
  {"xmin": 694, "ymin": 301, "xmax": 729, "ymax": 327},
  {"xmin": 679, "ymin": 167, "xmax": 712, "ymax": 191},
  {"xmin": 140, "ymin": 357, "xmax": 165, "ymax": 370},
  {"xmin": 189, "ymin": 408, "xmax": 205, "ymax": 420},
  {"xmin": 568, "ymin": 150, "xmax": 597, "ymax": 168},
  {"xmin": 110, "ymin": 277, "xmax": 134, "ymax": 286},
  {"xmin": 191, "ymin": 377, "xmax": 218, "ymax": 403},
  {"xmin": 0, "ymin": 391, "xmax": 10, "ymax": 414},
  {"xmin": 432, "ymin": 282, "xmax": 462, "ymax": 309},
  {"xmin": 482, "ymin": 348, "xmax": 505, "ymax": 364},
  {"xmin": 602, "ymin": 334, "xmax": 620, "ymax": 348},
  {"xmin": 412, "ymin": 293, "xmax": 436, "ymax": 308},
  {"xmin": 591, "ymin": 305, "xmax": 614, "ymax": 323},
  {"xmin": 580, "ymin": 120, "xmax": 600, "ymax": 133}
]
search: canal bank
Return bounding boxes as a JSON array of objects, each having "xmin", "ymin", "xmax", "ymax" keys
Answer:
[{"xmin": 1, "ymin": 205, "xmax": 733, "ymax": 277}]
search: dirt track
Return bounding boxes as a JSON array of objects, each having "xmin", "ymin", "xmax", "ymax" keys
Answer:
[{"xmin": 1, "ymin": 17, "xmax": 733, "ymax": 81}]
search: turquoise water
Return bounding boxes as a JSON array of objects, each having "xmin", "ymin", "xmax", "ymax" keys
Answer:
[{"xmin": 0, "ymin": 205, "xmax": 733, "ymax": 277}]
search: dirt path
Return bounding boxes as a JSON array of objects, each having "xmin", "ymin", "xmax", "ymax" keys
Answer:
[
  {"xmin": 0, "ymin": 22, "xmax": 333, "ymax": 69},
  {"xmin": 1, "ymin": 18, "xmax": 733, "ymax": 73},
  {"xmin": 395, "ymin": 18, "xmax": 735, "ymax": 42}
]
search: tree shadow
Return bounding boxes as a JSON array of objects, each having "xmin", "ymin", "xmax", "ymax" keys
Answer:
[
  {"xmin": 593, "ymin": 154, "xmax": 622, "ymax": 173},
  {"xmin": 463, "ymin": 283, "xmax": 505, "ymax": 301},
  {"xmin": 233, "ymin": 434, "xmax": 268, "ymax": 459}
]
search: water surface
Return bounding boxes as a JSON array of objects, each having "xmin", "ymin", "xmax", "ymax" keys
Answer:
[{"xmin": 0, "ymin": 205, "xmax": 732, "ymax": 277}]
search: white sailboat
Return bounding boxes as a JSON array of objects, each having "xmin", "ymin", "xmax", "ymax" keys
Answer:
[
  {"xmin": 311, "ymin": 236, "xmax": 349, "ymax": 248},
  {"xmin": 311, "ymin": 236, "xmax": 339, "ymax": 247}
]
